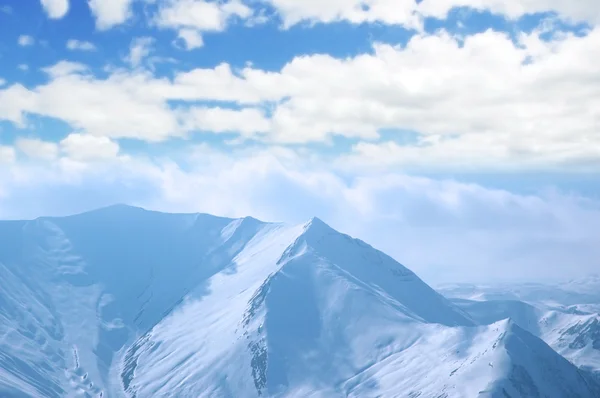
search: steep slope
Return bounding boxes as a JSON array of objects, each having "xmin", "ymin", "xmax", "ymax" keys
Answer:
[
  {"xmin": 332, "ymin": 319, "xmax": 600, "ymax": 398},
  {"xmin": 0, "ymin": 206, "xmax": 271, "ymax": 397},
  {"xmin": 122, "ymin": 217, "xmax": 476, "ymax": 397},
  {"xmin": 478, "ymin": 320, "xmax": 600, "ymax": 398},
  {"xmin": 447, "ymin": 293, "xmax": 600, "ymax": 378},
  {"xmin": 551, "ymin": 315, "xmax": 600, "ymax": 376},
  {"xmin": 1, "ymin": 206, "xmax": 599, "ymax": 397}
]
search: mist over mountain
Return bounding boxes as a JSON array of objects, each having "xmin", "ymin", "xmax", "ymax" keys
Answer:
[{"xmin": 1, "ymin": 205, "xmax": 599, "ymax": 397}]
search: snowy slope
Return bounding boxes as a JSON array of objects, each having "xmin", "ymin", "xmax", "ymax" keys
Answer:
[
  {"xmin": 330, "ymin": 319, "xmax": 600, "ymax": 398},
  {"xmin": 1, "ymin": 206, "xmax": 267, "ymax": 397},
  {"xmin": 447, "ymin": 293, "xmax": 600, "ymax": 377},
  {"xmin": 121, "ymin": 217, "xmax": 478, "ymax": 397},
  {"xmin": 1, "ymin": 205, "xmax": 599, "ymax": 397}
]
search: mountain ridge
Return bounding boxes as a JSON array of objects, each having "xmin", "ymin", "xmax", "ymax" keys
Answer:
[{"xmin": 1, "ymin": 205, "xmax": 599, "ymax": 397}]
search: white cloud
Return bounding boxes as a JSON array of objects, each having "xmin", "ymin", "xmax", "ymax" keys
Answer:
[
  {"xmin": 1, "ymin": 68, "xmax": 181, "ymax": 141},
  {"xmin": 59, "ymin": 133, "xmax": 120, "ymax": 161},
  {"xmin": 125, "ymin": 37, "xmax": 154, "ymax": 67},
  {"xmin": 0, "ymin": 148, "xmax": 599, "ymax": 283},
  {"xmin": 18, "ymin": 64, "xmax": 29, "ymax": 71},
  {"xmin": 15, "ymin": 138, "xmax": 59, "ymax": 160},
  {"xmin": 66, "ymin": 39, "xmax": 97, "ymax": 51},
  {"xmin": 343, "ymin": 133, "xmax": 600, "ymax": 172},
  {"xmin": 0, "ymin": 79, "xmax": 6, "ymax": 87},
  {"xmin": 167, "ymin": 63, "xmax": 282, "ymax": 103},
  {"xmin": 42, "ymin": 61, "xmax": 88, "ymax": 77},
  {"xmin": 40, "ymin": 0, "xmax": 69, "ymax": 19},
  {"xmin": 182, "ymin": 107, "xmax": 271, "ymax": 137},
  {"xmin": 2, "ymin": 26, "xmax": 600, "ymax": 169},
  {"xmin": 156, "ymin": 0, "xmax": 252, "ymax": 30},
  {"xmin": 249, "ymin": 28, "xmax": 600, "ymax": 166},
  {"xmin": 0, "ymin": 84, "xmax": 36, "ymax": 125},
  {"xmin": 417, "ymin": 0, "xmax": 600, "ymax": 25},
  {"xmin": 263, "ymin": 0, "xmax": 600, "ymax": 28},
  {"xmin": 88, "ymin": 0, "xmax": 134, "ymax": 30},
  {"xmin": 18, "ymin": 35, "xmax": 34, "ymax": 46},
  {"xmin": 155, "ymin": 0, "xmax": 252, "ymax": 46},
  {"xmin": 0, "ymin": 146, "xmax": 15, "ymax": 163},
  {"xmin": 176, "ymin": 28, "xmax": 204, "ymax": 50},
  {"xmin": 266, "ymin": 0, "xmax": 422, "ymax": 29},
  {"xmin": 0, "ymin": 62, "xmax": 271, "ymax": 141}
]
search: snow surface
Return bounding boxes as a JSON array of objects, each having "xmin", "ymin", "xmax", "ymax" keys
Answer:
[
  {"xmin": 1, "ymin": 205, "xmax": 599, "ymax": 397},
  {"xmin": 444, "ymin": 287, "xmax": 600, "ymax": 380}
]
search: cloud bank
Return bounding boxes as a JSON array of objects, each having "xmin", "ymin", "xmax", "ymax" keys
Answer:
[{"xmin": 1, "ymin": 149, "xmax": 598, "ymax": 284}]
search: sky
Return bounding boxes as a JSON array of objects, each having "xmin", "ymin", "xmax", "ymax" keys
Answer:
[{"xmin": 0, "ymin": 0, "xmax": 599, "ymax": 284}]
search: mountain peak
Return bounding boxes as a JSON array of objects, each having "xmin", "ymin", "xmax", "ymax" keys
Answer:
[
  {"xmin": 3, "ymin": 208, "xmax": 599, "ymax": 397},
  {"xmin": 290, "ymin": 216, "xmax": 337, "ymax": 248},
  {"xmin": 303, "ymin": 216, "xmax": 330, "ymax": 231}
]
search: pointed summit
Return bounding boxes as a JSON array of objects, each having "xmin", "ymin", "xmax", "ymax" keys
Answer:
[
  {"xmin": 306, "ymin": 216, "xmax": 326, "ymax": 225},
  {"xmin": 303, "ymin": 216, "xmax": 332, "ymax": 232},
  {"xmin": 286, "ymin": 216, "xmax": 339, "ymax": 252},
  {"xmin": 3, "ymin": 208, "xmax": 599, "ymax": 397}
]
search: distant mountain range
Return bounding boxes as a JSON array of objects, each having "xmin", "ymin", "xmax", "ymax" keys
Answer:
[{"xmin": 1, "ymin": 205, "xmax": 599, "ymax": 397}]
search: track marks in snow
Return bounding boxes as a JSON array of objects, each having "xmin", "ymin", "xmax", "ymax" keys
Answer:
[{"xmin": 66, "ymin": 346, "xmax": 104, "ymax": 397}]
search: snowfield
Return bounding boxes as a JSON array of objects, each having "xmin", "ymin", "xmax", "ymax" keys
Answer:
[{"xmin": 1, "ymin": 205, "xmax": 599, "ymax": 397}]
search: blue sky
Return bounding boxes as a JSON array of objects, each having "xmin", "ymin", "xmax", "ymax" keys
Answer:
[{"xmin": 1, "ymin": 0, "xmax": 599, "ymax": 283}]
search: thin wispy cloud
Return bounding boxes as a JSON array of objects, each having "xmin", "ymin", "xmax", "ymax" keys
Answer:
[
  {"xmin": 18, "ymin": 35, "xmax": 34, "ymax": 46},
  {"xmin": 66, "ymin": 39, "xmax": 97, "ymax": 51}
]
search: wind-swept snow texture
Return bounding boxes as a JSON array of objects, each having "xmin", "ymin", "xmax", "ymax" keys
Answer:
[{"xmin": 1, "ymin": 205, "xmax": 599, "ymax": 397}]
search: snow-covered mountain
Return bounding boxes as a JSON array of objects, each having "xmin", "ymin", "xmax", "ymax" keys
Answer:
[
  {"xmin": 440, "ymin": 283, "xmax": 600, "ymax": 380},
  {"xmin": 1, "ymin": 205, "xmax": 599, "ymax": 397}
]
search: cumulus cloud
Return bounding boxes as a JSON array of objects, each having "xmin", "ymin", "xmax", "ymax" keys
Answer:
[
  {"xmin": 263, "ymin": 0, "xmax": 600, "ymax": 28},
  {"xmin": 66, "ymin": 39, "xmax": 97, "ymax": 51},
  {"xmin": 40, "ymin": 0, "xmax": 69, "ymax": 19},
  {"xmin": 18, "ymin": 35, "xmax": 34, "ymax": 46},
  {"xmin": 155, "ymin": 0, "xmax": 252, "ymax": 49},
  {"xmin": 15, "ymin": 138, "xmax": 59, "ymax": 160},
  {"xmin": 265, "ymin": 0, "xmax": 422, "ymax": 29},
  {"xmin": 156, "ymin": 0, "xmax": 252, "ymax": 30},
  {"xmin": 0, "ymin": 63, "xmax": 270, "ymax": 141},
  {"xmin": 0, "ymin": 148, "xmax": 598, "ymax": 283},
  {"xmin": 1, "ymin": 25, "xmax": 600, "ymax": 170},
  {"xmin": 175, "ymin": 28, "xmax": 204, "ymax": 50},
  {"xmin": 42, "ymin": 61, "xmax": 88, "ymax": 77},
  {"xmin": 12, "ymin": 135, "xmax": 117, "ymax": 162},
  {"xmin": 182, "ymin": 107, "xmax": 271, "ymax": 137},
  {"xmin": 125, "ymin": 37, "xmax": 154, "ymax": 67},
  {"xmin": 88, "ymin": 0, "xmax": 134, "ymax": 30},
  {"xmin": 0, "ymin": 84, "xmax": 36, "ymax": 125},
  {"xmin": 59, "ymin": 133, "xmax": 120, "ymax": 161},
  {"xmin": 1, "ymin": 67, "xmax": 180, "ymax": 141}
]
